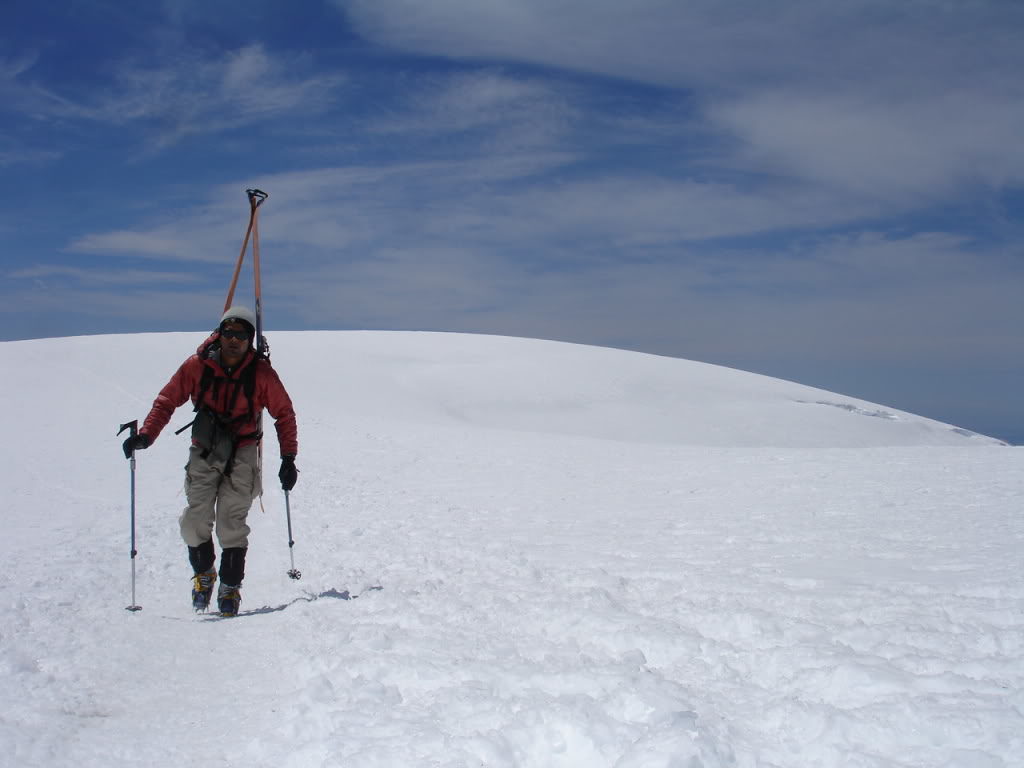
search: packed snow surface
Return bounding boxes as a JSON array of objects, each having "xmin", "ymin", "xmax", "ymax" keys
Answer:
[{"xmin": 1, "ymin": 331, "xmax": 1021, "ymax": 768}]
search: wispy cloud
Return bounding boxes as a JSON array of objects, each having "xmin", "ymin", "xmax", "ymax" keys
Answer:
[
  {"xmin": 371, "ymin": 70, "xmax": 575, "ymax": 152},
  {"xmin": 0, "ymin": 147, "xmax": 62, "ymax": 167},
  {"xmin": 339, "ymin": 0, "xmax": 1024, "ymax": 205},
  {"xmin": 340, "ymin": 1, "xmax": 1024, "ymax": 95},
  {"xmin": 1, "ymin": 44, "xmax": 347, "ymax": 150},
  {"xmin": 9, "ymin": 264, "xmax": 202, "ymax": 286},
  {"xmin": 67, "ymin": 231, "xmax": 197, "ymax": 259},
  {"xmin": 251, "ymin": 226, "xmax": 1019, "ymax": 371},
  {"xmin": 709, "ymin": 87, "xmax": 1024, "ymax": 203},
  {"xmin": 108, "ymin": 44, "xmax": 347, "ymax": 147},
  {"xmin": 64, "ymin": 153, "xmax": 887, "ymax": 268},
  {"xmin": 0, "ymin": 53, "xmax": 38, "ymax": 82},
  {"xmin": 0, "ymin": 283, "xmax": 221, "ymax": 330},
  {"xmin": 64, "ymin": 148, "xmax": 1009, "ymax": 366}
]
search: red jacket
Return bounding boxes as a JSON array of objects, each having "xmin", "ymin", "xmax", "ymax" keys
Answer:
[{"xmin": 140, "ymin": 334, "xmax": 298, "ymax": 457}]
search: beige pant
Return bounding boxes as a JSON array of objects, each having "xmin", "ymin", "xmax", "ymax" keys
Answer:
[{"xmin": 179, "ymin": 443, "xmax": 262, "ymax": 549}]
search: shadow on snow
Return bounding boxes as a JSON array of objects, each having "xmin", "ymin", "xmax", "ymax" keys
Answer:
[{"xmin": 200, "ymin": 585, "xmax": 383, "ymax": 620}]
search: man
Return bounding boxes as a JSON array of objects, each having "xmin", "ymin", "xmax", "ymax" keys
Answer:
[{"xmin": 122, "ymin": 306, "xmax": 299, "ymax": 616}]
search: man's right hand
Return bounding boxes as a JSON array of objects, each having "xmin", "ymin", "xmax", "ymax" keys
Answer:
[{"xmin": 122, "ymin": 433, "xmax": 150, "ymax": 459}]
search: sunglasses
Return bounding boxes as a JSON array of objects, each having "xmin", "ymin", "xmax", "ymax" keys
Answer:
[{"xmin": 220, "ymin": 328, "xmax": 251, "ymax": 341}]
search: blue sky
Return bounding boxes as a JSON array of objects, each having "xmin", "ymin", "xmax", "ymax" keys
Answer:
[{"xmin": 2, "ymin": 0, "xmax": 1022, "ymax": 443}]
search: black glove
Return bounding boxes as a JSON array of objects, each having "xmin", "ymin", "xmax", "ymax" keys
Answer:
[
  {"xmin": 279, "ymin": 456, "xmax": 298, "ymax": 491},
  {"xmin": 122, "ymin": 433, "xmax": 150, "ymax": 459}
]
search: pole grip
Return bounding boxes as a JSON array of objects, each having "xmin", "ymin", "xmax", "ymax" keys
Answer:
[{"xmin": 118, "ymin": 419, "xmax": 139, "ymax": 461}]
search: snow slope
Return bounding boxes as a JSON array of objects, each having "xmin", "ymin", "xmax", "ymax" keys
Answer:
[{"xmin": 1, "ymin": 331, "xmax": 1021, "ymax": 768}]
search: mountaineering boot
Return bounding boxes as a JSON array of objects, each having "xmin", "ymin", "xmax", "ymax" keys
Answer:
[
  {"xmin": 217, "ymin": 582, "xmax": 241, "ymax": 617},
  {"xmin": 192, "ymin": 569, "xmax": 217, "ymax": 612}
]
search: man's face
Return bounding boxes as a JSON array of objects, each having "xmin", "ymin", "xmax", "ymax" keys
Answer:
[{"xmin": 220, "ymin": 321, "xmax": 250, "ymax": 363}]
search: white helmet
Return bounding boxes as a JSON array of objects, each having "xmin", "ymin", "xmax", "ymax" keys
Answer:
[{"xmin": 220, "ymin": 305, "xmax": 257, "ymax": 338}]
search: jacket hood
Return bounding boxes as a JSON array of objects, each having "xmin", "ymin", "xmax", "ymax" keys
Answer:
[{"xmin": 196, "ymin": 331, "xmax": 219, "ymax": 358}]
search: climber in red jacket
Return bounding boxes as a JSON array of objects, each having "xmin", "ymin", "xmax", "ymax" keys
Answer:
[{"xmin": 122, "ymin": 305, "xmax": 299, "ymax": 616}]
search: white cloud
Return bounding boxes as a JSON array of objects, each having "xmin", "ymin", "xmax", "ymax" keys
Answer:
[
  {"xmin": 709, "ymin": 87, "xmax": 1024, "ymax": 202},
  {"xmin": 505, "ymin": 177, "xmax": 882, "ymax": 245},
  {"xmin": 247, "ymin": 224, "xmax": 1021, "ymax": 372},
  {"xmin": 1, "ymin": 44, "xmax": 347, "ymax": 149},
  {"xmin": 221, "ymin": 44, "xmax": 273, "ymax": 92},
  {"xmin": 340, "ymin": 0, "xmax": 1024, "ymax": 95},
  {"xmin": 66, "ymin": 154, "xmax": 891, "ymax": 269},
  {"xmin": 395, "ymin": 70, "xmax": 568, "ymax": 132},
  {"xmin": 0, "ymin": 284, "xmax": 220, "ymax": 329},
  {"xmin": 0, "ymin": 53, "xmax": 38, "ymax": 80},
  {"xmin": 339, "ymin": 0, "xmax": 1024, "ymax": 202},
  {"xmin": 9, "ymin": 264, "xmax": 202, "ymax": 285},
  {"xmin": 16, "ymin": 151, "xmax": 1023, "ymax": 378},
  {"xmin": 68, "ymin": 230, "xmax": 195, "ymax": 259},
  {"xmin": 0, "ymin": 147, "xmax": 62, "ymax": 167}
]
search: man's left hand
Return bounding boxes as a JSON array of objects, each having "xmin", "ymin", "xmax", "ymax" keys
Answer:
[{"xmin": 279, "ymin": 456, "xmax": 298, "ymax": 491}]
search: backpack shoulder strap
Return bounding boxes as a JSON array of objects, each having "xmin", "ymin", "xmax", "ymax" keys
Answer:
[
  {"xmin": 194, "ymin": 364, "xmax": 215, "ymax": 413},
  {"xmin": 241, "ymin": 355, "xmax": 264, "ymax": 420}
]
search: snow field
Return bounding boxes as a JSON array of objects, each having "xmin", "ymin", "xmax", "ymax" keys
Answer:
[{"xmin": 1, "ymin": 331, "xmax": 1021, "ymax": 767}]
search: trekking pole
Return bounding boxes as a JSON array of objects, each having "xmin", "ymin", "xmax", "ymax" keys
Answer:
[
  {"xmin": 284, "ymin": 490, "xmax": 302, "ymax": 580},
  {"xmin": 117, "ymin": 420, "xmax": 143, "ymax": 611}
]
